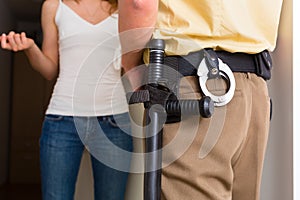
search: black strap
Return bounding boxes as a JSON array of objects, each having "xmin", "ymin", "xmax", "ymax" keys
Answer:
[{"xmin": 164, "ymin": 50, "xmax": 272, "ymax": 80}]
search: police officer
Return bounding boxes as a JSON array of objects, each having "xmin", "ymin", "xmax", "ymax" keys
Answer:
[{"xmin": 119, "ymin": 1, "xmax": 283, "ymax": 199}]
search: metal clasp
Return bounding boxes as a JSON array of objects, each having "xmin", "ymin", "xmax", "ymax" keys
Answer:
[{"xmin": 197, "ymin": 57, "xmax": 236, "ymax": 107}]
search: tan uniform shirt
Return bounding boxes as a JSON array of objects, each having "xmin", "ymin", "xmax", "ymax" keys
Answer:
[{"xmin": 153, "ymin": 0, "xmax": 283, "ymax": 55}]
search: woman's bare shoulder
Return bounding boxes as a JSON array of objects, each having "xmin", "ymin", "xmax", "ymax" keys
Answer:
[
  {"xmin": 42, "ymin": 0, "xmax": 60, "ymax": 13},
  {"xmin": 41, "ymin": 0, "xmax": 60, "ymax": 20}
]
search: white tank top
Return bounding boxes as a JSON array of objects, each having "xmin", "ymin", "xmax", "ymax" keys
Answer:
[{"xmin": 46, "ymin": 0, "xmax": 128, "ymax": 116}]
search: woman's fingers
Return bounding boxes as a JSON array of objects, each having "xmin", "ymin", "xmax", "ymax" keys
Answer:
[
  {"xmin": 7, "ymin": 31, "xmax": 18, "ymax": 51},
  {"xmin": 10, "ymin": 31, "xmax": 24, "ymax": 51},
  {"xmin": 14, "ymin": 33, "xmax": 22, "ymax": 49},
  {"xmin": 20, "ymin": 32, "xmax": 34, "ymax": 49},
  {"xmin": 20, "ymin": 32, "xmax": 27, "ymax": 46},
  {"xmin": 1, "ymin": 31, "xmax": 33, "ymax": 51},
  {"xmin": 1, "ymin": 33, "xmax": 10, "ymax": 50}
]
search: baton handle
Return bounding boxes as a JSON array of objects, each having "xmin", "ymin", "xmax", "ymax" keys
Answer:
[
  {"xmin": 166, "ymin": 97, "xmax": 214, "ymax": 118},
  {"xmin": 148, "ymin": 39, "xmax": 166, "ymax": 85}
]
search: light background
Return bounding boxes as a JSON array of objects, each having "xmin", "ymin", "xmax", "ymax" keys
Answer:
[{"xmin": 293, "ymin": 0, "xmax": 299, "ymax": 199}]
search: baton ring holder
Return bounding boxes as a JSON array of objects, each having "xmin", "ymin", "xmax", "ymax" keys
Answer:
[{"xmin": 197, "ymin": 58, "xmax": 236, "ymax": 107}]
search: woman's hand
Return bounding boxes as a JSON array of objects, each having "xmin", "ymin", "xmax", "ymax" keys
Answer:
[{"xmin": 1, "ymin": 31, "xmax": 35, "ymax": 52}]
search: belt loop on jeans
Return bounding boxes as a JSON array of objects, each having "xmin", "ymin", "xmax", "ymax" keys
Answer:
[{"xmin": 97, "ymin": 115, "xmax": 113, "ymax": 121}]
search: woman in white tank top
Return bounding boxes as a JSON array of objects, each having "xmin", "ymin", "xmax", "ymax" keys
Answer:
[{"xmin": 0, "ymin": 0, "xmax": 133, "ymax": 199}]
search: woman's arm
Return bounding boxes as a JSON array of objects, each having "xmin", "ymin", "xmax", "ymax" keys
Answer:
[{"xmin": 0, "ymin": 0, "xmax": 59, "ymax": 80}]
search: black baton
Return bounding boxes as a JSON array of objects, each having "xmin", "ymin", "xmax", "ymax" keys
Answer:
[{"xmin": 127, "ymin": 39, "xmax": 214, "ymax": 200}]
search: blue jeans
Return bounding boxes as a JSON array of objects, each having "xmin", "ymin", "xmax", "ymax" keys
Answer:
[{"xmin": 39, "ymin": 113, "xmax": 133, "ymax": 200}]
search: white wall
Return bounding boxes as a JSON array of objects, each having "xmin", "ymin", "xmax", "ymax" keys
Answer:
[
  {"xmin": 293, "ymin": 0, "xmax": 299, "ymax": 199},
  {"xmin": 0, "ymin": 0, "xmax": 15, "ymax": 186},
  {"xmin": 260, "ymin": 0, "xmax": 293, "ymax": 199}
]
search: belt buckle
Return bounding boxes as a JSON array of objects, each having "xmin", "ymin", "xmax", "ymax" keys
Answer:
[{"xmin": 197, "ymin": 58, "xmax": 236, "ymax": 107}]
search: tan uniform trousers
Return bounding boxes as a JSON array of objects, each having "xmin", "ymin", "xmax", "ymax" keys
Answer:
[{"xmin": 161, "ymin": 73, "xmax": 271, "ymax": 200}]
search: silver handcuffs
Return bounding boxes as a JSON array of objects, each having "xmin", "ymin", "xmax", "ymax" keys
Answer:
[{"xmin": 197, "ymin": 58, "xmax": 236, "ymax": 107}]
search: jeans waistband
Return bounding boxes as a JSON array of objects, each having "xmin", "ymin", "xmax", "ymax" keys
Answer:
[{"xmin": 164, "ymin": 49, "xmax": 272, "ymax": 80}]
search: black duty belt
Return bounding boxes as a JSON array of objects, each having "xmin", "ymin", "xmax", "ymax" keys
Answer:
[{"xmin": 164, "ymin": 49, "xmax": 273, "ymax": 80}]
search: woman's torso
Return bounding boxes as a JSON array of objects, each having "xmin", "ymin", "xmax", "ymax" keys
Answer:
[{"xmin": 46, "ymin": 0, "xmax": 128, "ymax": 116}]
